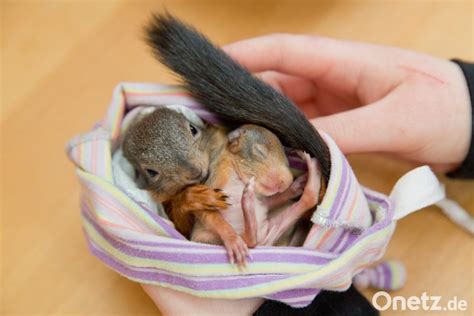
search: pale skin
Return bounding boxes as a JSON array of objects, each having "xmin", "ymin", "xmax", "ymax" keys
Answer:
[
  {"xmin": 191, "ymin": 152, "xmax": 319, "ymax": 260},
  {"xmin": 249, "ymin": 152, "xmax": 321, "ymax": 247},
  {"xmin": 144, "ymin": 34, "xmax": 472, "ymax": 315}
]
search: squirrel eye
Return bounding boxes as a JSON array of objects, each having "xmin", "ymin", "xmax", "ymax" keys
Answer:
[
  {"xmin": 189, "ymin": 123, "xmax": 199, "ymax": 137},
  {"xmin": 145, "ymin": 168, "xmax": 159, "ymax": 178}
]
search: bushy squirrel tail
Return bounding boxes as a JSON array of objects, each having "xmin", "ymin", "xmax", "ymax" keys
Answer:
[{"xmin": 145, "ymin": 13, "xmax": 331, "ymax": 182}]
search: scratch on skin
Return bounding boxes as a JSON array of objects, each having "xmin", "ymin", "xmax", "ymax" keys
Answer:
[{"xmin": 397, "ymin": 65, "xmax": 445, "ymax": 85}]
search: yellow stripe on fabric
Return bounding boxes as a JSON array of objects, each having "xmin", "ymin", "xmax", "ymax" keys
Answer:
[
  {"xmin": 77, "ymin": 169, "xmax": 167, "ymax": 236},
  {"xmin": 102, "ymin": 142, "xmax": 113, "ymax": 182},
  {"xmin": 84, "ymin": 216, "xmax": 395, "ymax": 299},
  {"xmin": 137, "ymin": 225, "xmax": 396, "ymax": 300},
  {"xmin": 318, "ymin": 144, "xmax": 343, "ymax": 214},
  {"xmin": 83, "ymin": 220, "xmax": 319, "ymax": 277},
  {"xmin": 387, "ymin": 261, "xmax": 402, "ymax": 289},
  {"xmin": 346, "ymin": 186, "xmax": 360, "ymax": 221},
  {"xmin": 111, "ymin": 90, "xmax": 126, "ymax": 140}
]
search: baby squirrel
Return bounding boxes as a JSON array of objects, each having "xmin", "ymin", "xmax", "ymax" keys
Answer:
[
  {"xmin": 191, "ymin": 124, "xmax": 321, "ymax": 267},
  {"xmin": 123, "ymin": 107, "xmax": 221, "ymax": 202},
  {"xmin": 122, "ymin": 107, "xmax": 231, "ymax": 238}
]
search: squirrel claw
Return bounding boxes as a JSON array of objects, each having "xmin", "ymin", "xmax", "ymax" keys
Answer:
[
  {"xmin": 223, "ymin": 234, "xmax": 250, "ymax": 270},
  {"xmin": 182, "ymin": 185, "xmax": 229, "ymax": 211},
  {"xmin": 295, "ymin": 150, "xmax": 312, "ymax": 163}
]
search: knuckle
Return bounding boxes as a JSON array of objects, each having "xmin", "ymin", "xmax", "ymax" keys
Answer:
[{"xmin": 267, "ymin": 32, "xmax": 292, "ymax": 41}]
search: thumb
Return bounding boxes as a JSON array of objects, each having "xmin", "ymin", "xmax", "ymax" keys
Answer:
[{"xmin": 312, "ymin": 100, "xmax": 400, "ymax": 155}]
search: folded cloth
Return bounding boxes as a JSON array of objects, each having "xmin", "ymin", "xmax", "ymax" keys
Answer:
[{"xmin": 66, "ymin": 82, "xmax": 445, "ymax": 307}]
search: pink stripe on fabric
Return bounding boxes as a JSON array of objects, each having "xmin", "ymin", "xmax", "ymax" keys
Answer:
[{"xmin": 81, "ymin": 187, "xmax": 146, "ymax": 232}]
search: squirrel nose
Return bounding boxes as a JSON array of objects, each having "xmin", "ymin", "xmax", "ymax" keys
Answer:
[
  {"xmin": 277, "ymin": 170, "xmax": 293, "ymax": 192},
  {"xmin": 277, "ymin": 181, "xmax": 289, "ymax": 193}
]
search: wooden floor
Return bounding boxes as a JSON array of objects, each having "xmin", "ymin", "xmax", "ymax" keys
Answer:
[{"xmin": 2, "ymin": 1, "xmax": 473, "ymax": 315}]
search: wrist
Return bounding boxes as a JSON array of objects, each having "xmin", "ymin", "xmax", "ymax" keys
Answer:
[{"xmin": 447, "ymin": 60, "xmax": 474, "ymax": 177}]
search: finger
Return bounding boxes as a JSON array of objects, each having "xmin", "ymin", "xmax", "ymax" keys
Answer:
[
  {"xmin": 312, "ymin": 95, "xmax": 403, "ymax": 154},
  {"xmin": 256, "ymin": 71, "xmax": 316, "ymax": 105},
  {"xmin": 255, "ymin": 71, "xmax": 356, "ymax": 118},
  {"xmin": 223, "ymin": 34, "xmax": 370, "ymax": 92},
  {"xmin": 299, "ymin": 100, "xmax": 323, "ymax": 118},
  {"xmin": 226, "ymin": 247, "xmax": 235, "ymax": 264},
  {"xmin": 241, "ymin": 246, "xmax": 248, "ymax": 267},
  {"xmin": 235, "ymin": 249, "xmax": 244, "ymax": 267},
  {"xmin": 235, "ymin": 247, "xmax": 242, "ymax": 263},
  {"xmin": 243, "ymin": 243, "xmax": 250, "ymax": 257},
  {"xmin": 255, "ymin": 72, "xmax": 331, "ymax": 118}
]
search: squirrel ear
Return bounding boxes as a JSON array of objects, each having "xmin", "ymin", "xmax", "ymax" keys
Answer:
[{"xmin": 228, "ymin": 128, "xmax": 244, "ymax": 153}]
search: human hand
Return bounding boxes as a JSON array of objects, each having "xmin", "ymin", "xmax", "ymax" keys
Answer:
[
  {"xmin": 142, "ymin": 284, "xmax": 263, "ymax": 315},
  {"xmin": 224, "ymin": 35, "xmax": 471, "ymax": 172}
]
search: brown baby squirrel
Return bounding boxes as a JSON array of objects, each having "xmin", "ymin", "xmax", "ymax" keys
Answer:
[{"xmin": 190, "ymin": 124, "xmax": 322, "ymax": 266}]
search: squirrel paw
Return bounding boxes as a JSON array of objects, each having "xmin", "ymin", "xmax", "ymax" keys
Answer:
[
  {"xmin": 182, "ymin": 185, "xmax": 229, "ymax": 211},
  {"xmin": 287, "ymin": 173, "xmax": 308, "ymax": 199},
  {"xmin": 298, "ymin": 153, "xmax": 322, "ymax": 208},
  {"xmin": 242, "ymin": 177, "xmax": 256, "ymax": 207},
  {"xmin": 222, "ymin": 233, "xmax": 250, "ymax": 269}
]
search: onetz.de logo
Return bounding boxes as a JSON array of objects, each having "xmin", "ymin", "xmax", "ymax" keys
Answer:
[{"xmin": 372, "ymin": 291, "xmax": 468, "ymax": 312}]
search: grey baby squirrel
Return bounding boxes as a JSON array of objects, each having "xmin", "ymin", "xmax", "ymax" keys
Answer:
[{"xmin": 123, "ymin": 107, "xmax": 224, "ymax": 202}]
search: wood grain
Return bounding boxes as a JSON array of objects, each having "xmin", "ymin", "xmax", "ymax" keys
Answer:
[{"xmin": 2, "ymin": 1, "xmax": 473, "ymax": 315}]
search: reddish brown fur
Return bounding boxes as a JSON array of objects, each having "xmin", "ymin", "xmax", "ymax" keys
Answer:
[{"xmin": 161, "ymin": 185, "xmax": 229, "ymax": 238}]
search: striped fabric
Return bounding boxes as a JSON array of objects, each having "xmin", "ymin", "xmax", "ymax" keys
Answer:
[
  {"xmin": 353, "ymin": 260, "xmax": 406, "ymax": 291},
  {"xmin": 66, "ymin": 82, "xmax": 402, "ymax": 307}
]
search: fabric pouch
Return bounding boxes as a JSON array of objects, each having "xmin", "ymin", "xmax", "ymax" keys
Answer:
[{"xmin": 67, "ymin": 82, "xmax": 445, "ymax": 307}]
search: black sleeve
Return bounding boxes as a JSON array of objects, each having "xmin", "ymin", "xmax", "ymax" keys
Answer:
[
  {"xmin": 447, "ymin": 60, "xmax": 474, "ymax": 179},
  {"xmin": 254, "ymin": 286, "xmax": 379, "ymax": 316}
]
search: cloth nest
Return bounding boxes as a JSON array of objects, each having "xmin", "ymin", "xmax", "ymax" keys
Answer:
[{"xmin": 66, "ymin": 82, "xmax": 444, "ymax": 307}]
